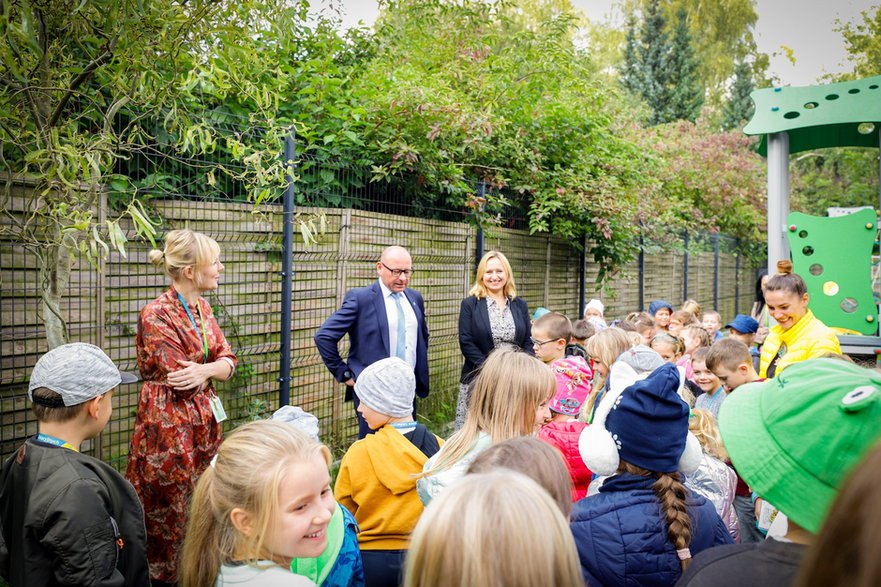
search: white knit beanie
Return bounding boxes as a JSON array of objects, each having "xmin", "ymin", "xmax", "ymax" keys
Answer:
[{"xmin": 354, "ymin": 357, "xmax": 415, "ymax": 418}]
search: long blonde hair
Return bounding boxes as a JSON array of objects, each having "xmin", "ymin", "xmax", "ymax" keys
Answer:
[
  {"xmin": 469, "ymin": 251, "xmax": 517, "ymax": 299},
  {"xmin": 404, "ymin": 471, "xmax": 583, "ymax": 587},
  {"xmin": 583, "ymin": 327, "xmax": 633, "ymax": 416},
  {"xmin": 585, "ymin": 327, "xmax": 632, "ymax": 371},
  {"xmin": 149, "ymin": 229, "xmax": 220, "ymax": 288},
  {"xmin": 424, "ymin": 348, "xmax": 554, "ymax": 477},
  {"xmin": 688, "ymin": 409, "xmax": 728, "ymax": 461},
  {"xmin": 179, "ymin": 420, "xmax": 331, "ymax": 587}
]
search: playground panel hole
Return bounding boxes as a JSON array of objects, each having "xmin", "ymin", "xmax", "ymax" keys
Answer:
[
  {"xmin": 809, "ymin": 264, "xmax": 823, "ymax": 276},
  {"xmin": 784, "ymin": 111, "xmax": 800, "ymax": 119},
  {"xmin": 825, "ymin": 94, "xmax": 839, "ymax": 100},
  {"xmin": 841, "ymin": 298, "xmax": 858, "ymax": 313},
  {"xmin": 802, "ymin": 246, "xmax": 814, "ymax": 256},
  {"xmin": 798, "ymin": 230, "xmax": 808, "ymax": 238},
  {"xmin": 857, "ymin": 123, "xmax": 876, "ymax": 135},
  {"xmin": 823, "ymin": 281, "xmax": 840, "ymax": 296}
]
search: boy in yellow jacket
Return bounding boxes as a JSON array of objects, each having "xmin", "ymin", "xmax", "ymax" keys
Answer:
[{"xmin": 334, "ymin": 357, "xmax": 442, "ymax": 587}]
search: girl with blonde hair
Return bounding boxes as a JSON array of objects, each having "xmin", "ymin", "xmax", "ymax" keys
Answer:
[
  {"xmin": 405, "ymin": 471, "xmax": 582, "ymax": 587},
  {"xmin": 686, "ymin": 409, "xmax": 739, "ymax": 541},
  {"xmin": 179, "ymin": 420, "xmax": 336, "ymax": 587},
  {"xmin": 417, "ymin": 348, "xmax": 554, "ymax": 504},
  {"xmin": 583, "ymin": 327, "xmax": 633, "ymax": 422}
]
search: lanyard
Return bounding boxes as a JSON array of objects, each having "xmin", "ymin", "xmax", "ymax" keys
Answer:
[
  {"xmin": 390, "ymin": 421, "xmax": 418, "ymax": 431},
  {"xmin": 177, "ymin": 292, "xmax": 209, "ymax": 363},
  {"xmin": 36, "ymin": 433, "xmax": 78, "ymax": 452}
]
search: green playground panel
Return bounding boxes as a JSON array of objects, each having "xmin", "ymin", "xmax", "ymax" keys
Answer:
[
  {"xmin": 744, "ymin": 75, "xmax": 881, "ymax": 155},
  {"xmin": 787, "ymin": 209, "xmax": 878, "ymax": 335}
]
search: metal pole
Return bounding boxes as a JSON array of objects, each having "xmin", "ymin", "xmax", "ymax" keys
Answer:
[
  {"xmin": 767, "ymin": 131, "xmax": 791, "ymax": 272},
  {"xmin": 475, "ymin": 181, "xmax": 485, "ymax": 268},
  {"xmin": 735, "ymin": 241, "xmax": 741, "ymax": 314},
  {"xmin": 638, "ymin": 232, "xmax": 645, "ymax": 312},
  {"xmin": 713, "ymin": 232, "xmax": 720, "ymax": 310},
  {"xmin": 682, "ymin": 231, "xmax": 689, "ymax": 301},
  {"xmin": 579, "ymin": 233, "xmax": 587, "ymax": 318},
  {"xmin": 279, "ymin": 131, "xmax": 295, "ymax": 408}
]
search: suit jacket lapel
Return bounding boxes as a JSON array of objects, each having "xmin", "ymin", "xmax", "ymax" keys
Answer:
[
  {"xmin": 371, "ymin": 281, "xmax": 391, "ymax": 355},
  {"xmin": 403, "ymin": 289, "xmax": 423, "ymax": 322},
  {"xmin": 476, "ymin": 298, "xmax": 491, "ymax": 341}
]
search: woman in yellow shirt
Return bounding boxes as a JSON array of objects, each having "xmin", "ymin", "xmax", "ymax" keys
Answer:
[{"xmin": 758, "ymin": 260, "xmax": 841, "ymax": 378}]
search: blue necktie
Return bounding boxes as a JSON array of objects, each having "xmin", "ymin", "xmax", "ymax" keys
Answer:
[{"xmin": 392, "ymin": 292, "xmax": 407, "ymax": 360}]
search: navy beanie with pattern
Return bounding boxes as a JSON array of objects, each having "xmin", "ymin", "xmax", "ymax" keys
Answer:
[{"xmin": 604, "ymin": 362, "xmax": 690, "ymax": 473}]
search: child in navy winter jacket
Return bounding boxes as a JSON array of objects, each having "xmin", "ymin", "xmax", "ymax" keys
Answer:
[{"xmin": 571, "ymin": 362, "xmax": 732, "ymax": 587}]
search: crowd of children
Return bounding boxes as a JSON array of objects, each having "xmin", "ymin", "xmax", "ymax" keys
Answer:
[{"xmin": 2, "ymin": 260, "xmax": 880, "ymax": 587}]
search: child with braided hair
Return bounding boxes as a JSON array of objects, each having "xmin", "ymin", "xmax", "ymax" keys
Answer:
[{"xmin": 571, "ymin": 363, "xmax": 733, "ymax": 586}]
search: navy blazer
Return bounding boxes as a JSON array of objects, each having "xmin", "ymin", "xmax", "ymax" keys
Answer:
[
  {"xmin": 315, "ymin": 281, "xmax": 430, "ymax": 398},
  {"xmin": 458, "ymin": 295, "xmax": 533, "ymax": 384}
]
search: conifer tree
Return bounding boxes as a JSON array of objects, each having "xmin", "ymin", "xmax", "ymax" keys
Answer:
[
  {"xmin": 621, "ymin": 15, "xmax": 643, "ymax": 95},
  {"xmin": 722, "ymin": 60, "xmax": 755, "ymax": 130},
  {"xmin": 665, "ymin": 8, "xmax": 704, "ymax": 122},
  {"xmin": 638, "ymin": 0, "xmax": 672, "ymax": 125},
  {"xmin": 619, "ymin": 0, "xmax": 705, "ymax": 125}
]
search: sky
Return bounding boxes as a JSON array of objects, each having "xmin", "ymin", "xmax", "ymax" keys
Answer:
[{"xmin": 327, "ymin": 0, "xmax": 879, "ymax": 87}]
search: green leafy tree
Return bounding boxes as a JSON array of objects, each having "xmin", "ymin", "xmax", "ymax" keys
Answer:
[
  {"xmin": 721, "ymin": 60, "xmax": 755, "ymax": 131},
  {"xmin": 360, "ymin": 0, "xmax": 661, "ymax": 279},
  {"xmin": 838, "ymin": 5, "xmax": 881, "ymax": 78},
  {"xmin": 791, "ymin": 150, "xmax": 879, "ymax": 216},
  {"xmin": 0, "ymin": 0, "xmax": 327, "ymax": 347},
  {"xmin": 638, "ymin": 0, "xmax": 761, "ymax": 111},
  {"xmin": 639, "ymin": 120, "xmax": 766, "ymax": 242}
]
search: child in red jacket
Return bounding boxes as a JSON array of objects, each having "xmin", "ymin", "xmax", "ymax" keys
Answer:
[{"xmin": 538, "ymin": 355, "xmax": 594, "ymax": 501}]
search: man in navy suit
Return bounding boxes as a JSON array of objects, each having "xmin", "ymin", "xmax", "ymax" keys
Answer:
[{"xmin": 315, "ymin": 245, "xmax": 429, "ymax": 437}]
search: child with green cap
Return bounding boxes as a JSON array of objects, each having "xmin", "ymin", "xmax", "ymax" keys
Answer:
[{"xmin": 676, "ymin": 358, "xmax": 881, "ymax": 586}]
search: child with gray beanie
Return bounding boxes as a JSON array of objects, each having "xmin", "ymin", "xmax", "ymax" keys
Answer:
[{"xmin": 334, "ymin": 357, "xmax": 442, "ymax": 587}]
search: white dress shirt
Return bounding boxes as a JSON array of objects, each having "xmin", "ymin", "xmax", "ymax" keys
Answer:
[{"xmin": 378, "ymin": 279, "xmax": 418, "ymax": 369}]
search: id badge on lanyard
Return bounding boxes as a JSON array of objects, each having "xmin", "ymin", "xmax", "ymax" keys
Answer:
[{"xmin": 178, "ymin": 292, "xmax": 227, "ymax": 423}]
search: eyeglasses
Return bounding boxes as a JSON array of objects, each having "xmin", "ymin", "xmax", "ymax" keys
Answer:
[
  {"xmin": 530, "ymin": 336, "xmax": 562, "ymax": 347},
  {"xmin": 381, "ymin": 262, "xmax": 414, "ymax": 277}
]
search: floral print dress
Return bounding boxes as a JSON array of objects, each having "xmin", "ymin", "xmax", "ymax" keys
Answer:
[{"xmin": 125, "ymin": 285, "xmax": 236, "ymax": 582}]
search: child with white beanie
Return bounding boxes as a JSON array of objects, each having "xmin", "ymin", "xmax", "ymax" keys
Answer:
[{"xmin": 334, "ymin": 357, "xmax": 442, "ymax": 587}]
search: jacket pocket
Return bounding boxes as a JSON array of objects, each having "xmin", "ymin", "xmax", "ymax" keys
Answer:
[{"xmin": 82, "ymin": 517, "xmax": 118, "ymax": 579}]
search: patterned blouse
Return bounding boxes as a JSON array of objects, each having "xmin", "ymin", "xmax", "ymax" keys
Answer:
[
  {"xmin": 486, "ymin": 297, "xmax": 517, "ymax": 349},
  {"xmin": 125, "ymin": 285, "xmax": 236, "ymax": 582}
]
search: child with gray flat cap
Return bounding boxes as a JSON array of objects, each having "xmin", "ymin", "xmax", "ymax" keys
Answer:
[
  {"xmin": 335, "ymin": 357, "xmax": 442, "ymax": 587},
  {"xmin": 0, "ymin": 343, "xmax": 149, "ymax": 587}
]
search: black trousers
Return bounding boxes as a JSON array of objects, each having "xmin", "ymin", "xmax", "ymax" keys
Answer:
[{"xmin": 360, "ymin": 549, "xmax": 407, "ymax": 587}]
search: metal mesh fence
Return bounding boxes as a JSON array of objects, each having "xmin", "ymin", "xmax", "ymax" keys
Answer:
[{"xmin": 0, "ymin": 119, "xmax": 762, "ymax": 468}]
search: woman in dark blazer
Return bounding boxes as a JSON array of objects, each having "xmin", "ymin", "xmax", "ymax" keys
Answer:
[{"xmin": 456, "ymin": 251, "xmax": 533, "ymax": 429}]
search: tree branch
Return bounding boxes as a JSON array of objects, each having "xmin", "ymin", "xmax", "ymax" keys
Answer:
[{"xmin": 46, "ymin": 32, "xmax": 119, "ymax": 129}]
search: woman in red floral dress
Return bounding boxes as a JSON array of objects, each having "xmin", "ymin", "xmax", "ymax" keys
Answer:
[{"xmin": 126, "ymin": 229, "xmax": 236, "ymax": 586}]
